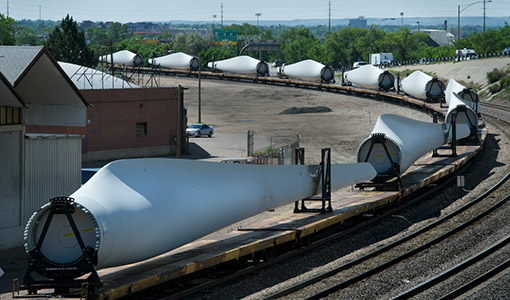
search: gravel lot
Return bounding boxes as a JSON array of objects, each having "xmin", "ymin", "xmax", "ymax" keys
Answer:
[{"xmin": 162, "ymin": 76, "xmax": 431, "ymax": 164}]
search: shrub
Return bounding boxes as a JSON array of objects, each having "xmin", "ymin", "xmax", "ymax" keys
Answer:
[
  {"xmin": 499, "ymin": 76, "xmax": 510, "ymax": 89},
  {"xmin": 488, "ymin": 83, "xmax": 501, "ymax": 94},
  {"xmin": 487, "ymin": 68, "xmax": 505, "ymax": 84}
]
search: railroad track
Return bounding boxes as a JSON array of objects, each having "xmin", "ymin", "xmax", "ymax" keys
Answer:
[
  {"xmin": 394, "ymin": 232, "xmax": 510, "ymax": 299},
  {"xmin": 257, "ymin": 162, "xmax": 509, "ymax": 299},
  {"xmin": 481, "ymin": 102, "xmax": 510, "ymax": 113}
]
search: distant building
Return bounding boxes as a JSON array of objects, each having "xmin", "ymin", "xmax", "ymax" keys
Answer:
[
  {"xmin": 413, "ymin": 29, "xmax": 454, "ymax": 46},
  {"xmin": 127, "ymin": 22, "xmax": 158, "ymax": 33},
  {"xmin": 349, "ymin": 16, "xmax": 367, "ymax": 29},
  {"xmin": 80, "ymin": 20, "xmax": 95, "ymax": 31}
]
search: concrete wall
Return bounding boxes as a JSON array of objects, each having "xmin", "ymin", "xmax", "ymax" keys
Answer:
[
  {"xmin": 0, "ymin": 125, "xmax": 23, "ymax": 250},
  {"xmin": 81, "ymin": 88, "xmax": 185, "ymax": 162},
  {"xmin": 24, "ymin": 103, "xmax": 86, "ymax": 127}
]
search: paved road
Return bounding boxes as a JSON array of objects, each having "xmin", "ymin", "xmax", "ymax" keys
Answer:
[{"xmin": 183, "ymin": 132, "xmax": 272, "ymax": 162}]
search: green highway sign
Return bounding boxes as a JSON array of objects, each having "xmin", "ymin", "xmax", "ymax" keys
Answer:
[
  {"xmin": 214, "ymin": 29, "xmax": 226, "ymax": 42},
  {"xmin": 226, "ymin": 30, "xmax": 237, "ymax": 43},
  {"xmin": 214, "ymin": 29, "xmax": 237, "ymax": 45}
]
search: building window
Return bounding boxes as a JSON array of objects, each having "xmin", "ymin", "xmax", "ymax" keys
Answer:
[
  {"xmin": 0, "ymin": 106, "xmax": 21, "ymax": 125},
  {"xmin": 136, "ymin": 122, "xmax": 147, "ymax": 136}
]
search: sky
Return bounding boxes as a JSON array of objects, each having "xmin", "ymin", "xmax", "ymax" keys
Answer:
[{"xmin": 3, "ymin": 0, "xmax": 510, "ymax": 23}]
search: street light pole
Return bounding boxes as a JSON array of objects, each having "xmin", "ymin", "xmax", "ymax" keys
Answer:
[
  {"xmin": 457, "ymin": 1, "xmax": 491, "ymax": 60},
  {"xmin": 256, "ymin": 13, "xmax": 261, "ymax": 27},
  {"xmin": 369, "ymin": 17, "xmax": 395, "ymax": 64},
  {"xmin": 212, "ymin": 14, "xmax": 217, "ymax": 39}
]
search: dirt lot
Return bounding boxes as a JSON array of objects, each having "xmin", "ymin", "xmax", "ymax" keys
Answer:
[{"xmin": 160, "ymin": 76, "xmax": 431, "ymax": 164}]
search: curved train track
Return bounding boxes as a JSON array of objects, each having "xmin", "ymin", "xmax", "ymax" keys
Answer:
[
  {"xmin": 264, "ymin": 164, "xmax": 510, "ymax": 299},
  {"xmin": 113, "ymin": 67, "xmax": 510, "ymax": 300}
]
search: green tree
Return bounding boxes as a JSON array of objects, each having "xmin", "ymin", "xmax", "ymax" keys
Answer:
[
  {"xmin": 46, "ymin": 15, "xmax": 95, "ymax": 66},
  {"xmin": 0, "ymin": 14, "xmax": 16, "ymax": 45},
  {"xmin": 324, "ymin": 27, "xmax": 370, "ymax": 68},
  {"xmin": 86, "ymin": 27, "xmax": 107, "ymax": 56},
  {"xmin": 385, "ymin": 28, "xmax": 417, "ymax": 62},
  {"xmin": 280, "ymin": 28, "xmax": 323, "ymax": 64},
  {"xmin": 107, "ymin": 22, "xmax": 129, "ymax": 42},
  {"xmin": 185, "ymin": 32, "xmax": 208, "ymax": 56},
  {"xmin": 172, "ymin": 33, "xmax": 187, "ymax": 52},
  {"xmin": 200, "ymin": 43, "xmax": 237, "ymax": 69}
]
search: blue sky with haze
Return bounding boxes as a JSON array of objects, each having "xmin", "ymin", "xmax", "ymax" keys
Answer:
[{"xmin": 4, "ymin": 0, "xmax": 508, "ymax": 23}]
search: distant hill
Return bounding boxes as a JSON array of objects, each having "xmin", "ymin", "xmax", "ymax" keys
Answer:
[{"xmin": 166, "ymin": 17, "xmax": 508, "ymax": 28}]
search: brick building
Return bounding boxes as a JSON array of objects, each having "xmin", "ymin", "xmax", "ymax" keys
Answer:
[
  {"xmin": 81, "ymin": 88, "xmax": 186, "ymax": 162},
  {"xmin": 59, "ymin": 61, "xmax": 187, "ymax": 162}
]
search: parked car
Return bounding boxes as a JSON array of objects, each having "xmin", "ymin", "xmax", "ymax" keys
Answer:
[
  {"xmin": 186, "ymin": 123, "xmax": 214, "ymax": 137},
  {"xmin": 504, "ymin": 47, "xmax": 510, "ymax": 56}
]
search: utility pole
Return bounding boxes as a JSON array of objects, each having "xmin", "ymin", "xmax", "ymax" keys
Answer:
[
  {"xmin": 6, "ymin": 0, "xmax": 9, "ymax": 17},
  {"xmin": 483, "ymin": 0, "xmax": 487, "ymax": 32},
  {"xmin": 328, "ymin": 1, "xmax": 331, "ymax": 32},
  {"xmin": 348, "ymin": 24, "xmax": 351, "ymax": 67},
  {"xmin": 198, "ymin": 54, "xmax": 202, "ymax": 123},
  {"xmin": 39, "ymin": 5, "xmax": 41, "ymax": 20},
  {"xmin": 417, "ymin": 21, "xmax": 420, "ymax": 62},
  {"xmin": 221, "ymin": 3, "xmax": 224, "ymax": 28},
  {"xmin": 458, "ymin": 5, "xmax": 461, "ymax": 59}
]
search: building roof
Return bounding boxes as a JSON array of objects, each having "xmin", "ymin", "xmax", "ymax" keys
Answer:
[
  {"xmin": 0, "ymin": 46, "xmax": 43, "ymax": 84},
  {"xmin": 0, "ymin": 46, "xmax": 90, "ymax": 107},
  {"xmin": 0, "ymin": 72, "xmax": 24, "ymax": 107},
  {"xmin": 59, "ymin": 62, "xmax": 140, "ymax": 90}
]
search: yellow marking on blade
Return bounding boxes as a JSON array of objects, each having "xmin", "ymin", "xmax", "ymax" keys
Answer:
[{"xmin": 375, "ymin": 155, "xmax": 384, "ymax": 158}]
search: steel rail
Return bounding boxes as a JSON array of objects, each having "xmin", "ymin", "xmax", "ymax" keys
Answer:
[
  {"xmin": 394, "ymin": 230, "xmax": 510, "ymax": 299},
  {"xmin": 438, "ymin": 256, "xmax": 510, "ymax": 299},
  {"xmin": 481, "ymin": 102, "xmax": 510, "ymax": 113},
  {"xmin": 263, "ymin": 168, "xmax": 510, "ymax": 300}
]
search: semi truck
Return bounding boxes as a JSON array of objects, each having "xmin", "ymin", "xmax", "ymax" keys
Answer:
[{"xmin": 370, "ymin": 53, "xmax": 393, "ymax": 65}]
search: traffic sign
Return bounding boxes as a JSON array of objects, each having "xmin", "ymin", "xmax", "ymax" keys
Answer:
[{"xmin": 214, "ymin": 29, "xmax": 237, "ymax": 45}]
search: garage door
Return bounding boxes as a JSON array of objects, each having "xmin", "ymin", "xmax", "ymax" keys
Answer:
[{"xmin": 0, "ymin": 131, "xmax": 21, "ymax": 229}]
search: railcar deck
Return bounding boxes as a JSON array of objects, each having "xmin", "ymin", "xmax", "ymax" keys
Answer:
[{"xmin": 86, "ymin": 120, "xmax": 486, "ymax": 300}]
